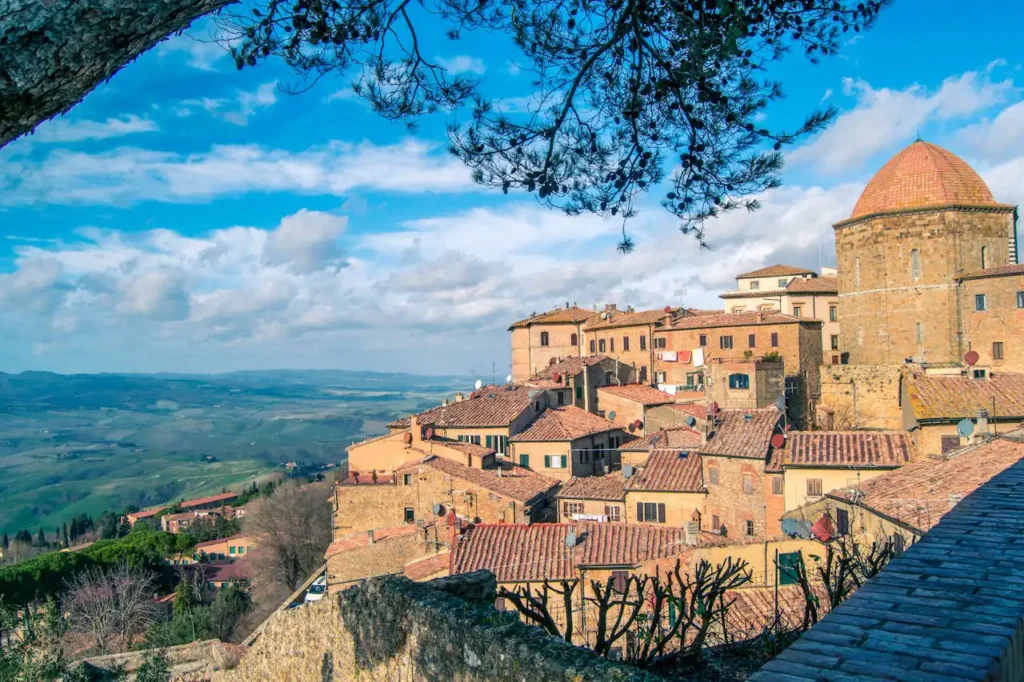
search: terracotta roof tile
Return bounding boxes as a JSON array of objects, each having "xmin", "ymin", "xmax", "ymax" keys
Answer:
[
  {"xmin": 557, "ymin": 475, "xmax": 627, "ymax": 501},
  {"xmin": 181, "ymin": 492, "xmax": 237, "ymax": 508},
  {"xmin": 583, "ymin": 307, "xmax": 679, "ymax": 331},
  {"xmin": 700, "ymin": 408, "xmax": 782, "ymax": 460},
  {"xmin": 665, "ymin": 312, "xmax": 816, "ymax": 331},
  {"xmin": 536, "ymin": 354, "xmax": 608, "ymax": 379},
  {"xmin": 576, "ymin": 523, "xmax": 689, "ymax": 566},
  {"xmin": 195, "ymin": 533, "xmax": 254, "ymax": 550},
  {"xmin": 626, "ymin": 449, "xmax": 704, "ymax": 492},
  {"xmin": 388, "ymin": 384, "xmax": 535, "ymax": 429},
  {"xmin": 429, "ymin": 436, "xmax": 494, "ymax": 458},
  {"xmin": 721, "ymin": 585, "xmax": 830, "ymax": 641},
  {"xmin": 403, "ymin": 553, "xmax": 450, "ymax": 581},
  {"xmin": 846, "ymin": 141, "xmax": 1007, "ymax": 222},
  {"xmin": 829, "ymin": 433, "xmax": 1024, "ymax": 533},
  {"xmin": 204, "ymin": 561, "xmax": 252, "ymax": 582},
  {"xmin": 510, "ymin": 406, "xmax": 619, "ymax": 442},
  {"xmin": 324, "ymin": 525, "xmax": 421, "ymax": 559},
  {"xmin": 785, "ymin": 275, "xmax": 838, "ymax": 294},
  {"xmin": 396, "ymin": 454, "xmax": 557, "ymax": 502},
  {"xmin": 597, "ymin": 384, "xmax": 676, "ymax": 406},
  {"xmin": 621, "ymin": 427, "xmax": 702, "ymax": 451},
  {"xmin": 719, "ymin": 288, "xmax": 789, "ymax": 300},
  {"xmin": 906, "ymin": 371, "xmax": 1024, "ymax": 421},
  {"xmin": 782, "ymin": 431, "xmax": 912, "ymax": 468},
  {"xmin": 666, "ymin": 402, "xmax": 709, "ymax": 420},
  {"xmin": 956, "ymin": 263, "xmax": 1024, "ymax": 281},
  {"xmin": 508, "ymin": 306, "xmax": 598, "ymax": 329},
  {"xmin": 736, "ymin": 265, "xmax": 814, "ymax": 279}
]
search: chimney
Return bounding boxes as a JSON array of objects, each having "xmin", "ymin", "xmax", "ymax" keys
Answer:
[
  {"xmin": 367, "ymin": 529, "xmax": 375, "ymax": 544},
  {"xmin": 442, "ymin": 398, "xmax": 449, "ymax": 407},
  {"xmin": 455, "ymin": 392, "xmax": 465, "ymax": 403},
  {"xmin": 410, "ymin": 414, "xmax": 423, "ymax": 446},
  {"xmin": 566, "ymin": 301, "xmax": 569, "ymax": 308},
  {"xmin": 976, "ymin": 409, "xmax": 990, "ymax": 438},
  {"xmin": 605, "ymin": 303, "xmax": 618, "ymax": 312},
  {"xmin": 685, "ymin": 521, "xmax": 700, "ymax": 546}
]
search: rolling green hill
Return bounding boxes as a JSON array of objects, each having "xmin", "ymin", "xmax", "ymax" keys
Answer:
[{"xmin": 0, "ymin": 369, "xmax": 468, "ymax": 535}]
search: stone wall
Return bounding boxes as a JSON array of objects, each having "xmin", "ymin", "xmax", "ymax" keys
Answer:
[
  {"xmin": 328, "ymin": 525, "xmax": 447, "ymax": 591},
  {"xmin": 817, "ymin": 364, "xmax": 903, "ymax": 431},
  {"xmin": 960, "ymin": 272, "xmax": 1024, "ymax": 372},
  {"xmin": 77, "ymin": 639, "xmax": 243, "ymax": 680},
  {"xmin": 702, "ymin": 455, "xmax": 776, "ymax": 538},
  {"xmin": 216, "ymin": 571, "xmax": 659, "ymax": 682}
]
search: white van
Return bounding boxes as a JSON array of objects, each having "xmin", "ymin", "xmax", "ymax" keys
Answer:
[{"xmin": 304, "ymin": 574, "xmax": 327, "ymax": 604}]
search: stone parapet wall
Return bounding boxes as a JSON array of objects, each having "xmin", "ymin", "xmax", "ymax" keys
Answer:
[{"xmin": 817, "ymin": 364, "xmax": 903, "ymax": 431}]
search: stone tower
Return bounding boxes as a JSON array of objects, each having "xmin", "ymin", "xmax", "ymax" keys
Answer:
[{"xmin": 834, "ymin": 141, "xmax": 1018, "ymax": 366}]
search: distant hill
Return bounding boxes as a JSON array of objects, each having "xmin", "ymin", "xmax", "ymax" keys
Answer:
[{"xmin": 0, "ymin": 369, "xmax": 470, "ymax": 535}]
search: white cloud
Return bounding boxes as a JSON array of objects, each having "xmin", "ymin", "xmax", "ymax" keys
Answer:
[
  {"xmin": 157, "ymin": 27, "xmax": 231, "ymax": 71},
  {"xmin": 960, "ymin": 100, "xmax": 1024, "ymax": 163},
  {"xmin": 263, "ymin": 210, "xmax": 348, "ymax": 274},
  {"xmin": 437, "ymin": 55, "xmax": 486, "ymax": 75},
  {"xmin": 32, "ymin": 115, "xmax": 158, "ymax": 143},
  {"xmin": 177, "ymin": 82, "xmax": 278, "ymax": 126},
  {"xmin": 788, "ymin": 68, "xmax": 1016, "ymax": 174},
  {"xmin": 0, "ymin": 138, "xmax": 475, "ymax": 205}
]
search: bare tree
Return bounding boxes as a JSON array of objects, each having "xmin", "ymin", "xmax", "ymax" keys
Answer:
[
  {"xmin": 244, "ymin": 481, "xmax": 333, "ymax": 592},
  {"xmin": 63, "ymin": 560, "xmax": 159, "ymax": 653},
  {"xmin": 499, "ymin": 580, "xmax": 577, "ymax": 643}
]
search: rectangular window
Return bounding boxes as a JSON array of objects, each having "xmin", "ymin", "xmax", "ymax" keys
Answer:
[
  {"xmin": 557, "ymin": 391, "xmax": 565, "ymax": 405},
  {"xmin": 829, "ymin": 306, "xmax": 838, "ymax": 322},
  {"xmin": 519, "ymin": 454, "xmax": 530, "ymax": 468},
  {"xmin": 403, "ymin": 473, "xmax": 413, "ymax": 485},
  {"xmin": 575, "ymin": 386, "xmax": 583, "ymax": 400},
  {"xmin": 605, "ymin": 505, "xmax": 621, "ymax": 522},
  {"xmin": 640, "ymin": 335, "xmax": 647, "ymax": 350},
  {"xmin": 778, "ymin": 552, "xmax": 801, "ymax": 586},
  {"xmin": 745, "ymin": 520, "xmax": 755, "ymax": 536},
  {"xmin": 711, "ymin": 515, "xmax": 720, "ymax": 532},
  {"xmin": 750, "ymin": 280, "xmax": 760, "ymax": 291},
  {"xmin": 544, "ymin": 455, "xmax": 568, "ymax": 469},
  {"xmin": 771, "ymin": 332, "xmax": 779, "ymax": 347},
  {"xmin": 976, "ymin": 294, "xmax": 988, "ymax": 311},
  {"xmin": 563, "ymin": 502, "xmax": 584, "ymax": 516},
  {"xmin": 748, "ymin": 333, "xmax": 756, "ymax": 348},
  {"xmin": 728, "ymin": 373, "xmax": 750, "ymax": 390},
  {"xmin": 743, "ymin": 474, "xmax": 754, "ymax": 495},
  {"xmin": 229, "ymin": 546, "xmax": 236, "ymax": 554},
  {"xmin": 832, "ymin": 355, "xmax": 840, "ymax": 365},
  {"xmin": 590, "ymin": 340, "xmax": 596, "ymax": 353},
  {"xmin": 655, "ymin": 371, "xmax": 666, "ymax": 383},
  {"xmin": 637, "ymin": 502, "xmax": 666, "ymax": 523},
  {"xmin": 653, "ymin": 337, "xmax": 666, "ymax": 349},
  {"xmin": 778, "ymin": 279, "xmax": 788, "ymax": 288},
  {"xmin": 806, "ymin": 478, "xmax": 822, "ymax": 497},
  {"xmin": 1018, "ymin": 291, "xmax": 1024, "ymax": 309},
  {"xmin": 720, "ymin": 335, "xmax": 733, "ymax": 350},
  {"xmin": 708, "ymin": 466, "xmax": 719, "ymax": 485},
  {"xmin": 599, "ymin": 339, "xmax": 606, "ymax": 352},
  {"xmin": 699, "ymin": 334, "xmax": 707, "ymax": 346},
  {"xmin": 605, "ymin": 371, "xmax": 614, "ymax": 384},
  {"xmin": 611, "ymin": 570, "xmax": 628, "ymax": 594},
  {"xmin": 610, "ymin": 338, "xmax": 615, "ymax": 352},
  {"xmin": 486, "ymin": 435, "xmax": 493, "ymax": 449},
  {"xmin": 639, "ymin": 366, "xmax": 648, "ymax": 383},
  {"xmin": 836, "ymin": 508, "xmax": 850, "ymax": 536},
  {"xmin": 941, "ymin": 435, "xmax": 961, "ymax": 453},
  {"xmin": 623, "ymin": 336, "xmax": 630, "ymax": 351},
  {"xmin": 404, "ymin": 507, "xmax": 415, "ymax": 523},
  {"xmin": 792, "ymin": 306, "xmax": 802, "ymax": 317},
  {"xmin": 540, "ymin": 332, "xmax": 549, "ymax": 347},
  {"xmin": 994, "ymin": 342, "xmax": 1005, "ymax": 360},
  {"xmin": 974, "ymin": 368, "xmax": 987, "ymax": 379},
  {"xmin": 238, "ymin": 547, "xmax": 245, "ymax": 554},
  {"xmin": 831, "ymin": 335, "xmax": 840, "ymax": 350},
  {"xmin": 772, "ymin": 476, "xmax": 783, "ymax": 495}
]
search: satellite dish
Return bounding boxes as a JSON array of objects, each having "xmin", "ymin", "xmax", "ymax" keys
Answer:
[
  {"xmin": 565, "ymin": 530, "xmax": 577, "ymax": 547},
  {"xmin": 957, "ymin": 418, "xmax": 974, "ymax": 437},
  {"xmin": 628, "ymin": 423, "xmax": 636, "ymax": 433},
  {"xmin": 433, "ymin": 503, "xmax": 443, "ymax": 515},
  {"xmin": 403, "ymin": 431, "xmax": 413, "ymax": 444},
  {"xmin": 770, "ymin": 433, "xmax": 786, "ymax": 449},
  {"xmin": 506, "ymin": 374, "xmax": 513, "ymax": 384},
  {"xmin": 965, "ymin": 351, "xmax": 980, "ymax": 366},
  {"xmin": 663, "ymin": 306, "xmax": 672, "ymax": 314},
  {"xmin": 634, "ymin": 419, "xmax": 643, "ymax": 429},
  {"xmin": 709, "ymin": 402, "xmax": 720, "ymax": 414},
  {"xmin": 775, "ymin": 395, "xmax": 786, "ymax": 410},
  {"xmin": 684, "ymin": 415, "xmax": 697, "ymax": 427},
  {"xmin": 608, "ymin": 410, "xmax": 617, "ymax": 422},
  {"xmin": 622, "ymin": 464, "xmax": 635, "ymax": 478},
  {"xmin": 425, "ymin": 427, "xmax": 435, "ymax": 440},
  {"xmin": 474, "ymin": 379, "xmax": 483, "ymax": 390},
  {"xmin": 552, "ymin": 372, "xmax": 561, "ymax": 383}
]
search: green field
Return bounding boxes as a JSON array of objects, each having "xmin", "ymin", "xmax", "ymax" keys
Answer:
[{"xmin": 0, "ymin": 369, "xmax": 467, "ymax": 534}]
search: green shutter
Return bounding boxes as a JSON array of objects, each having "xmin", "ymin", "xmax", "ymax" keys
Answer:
[
  {"xmin": 636, "ymin": 502, "xmax": 644, "ymax": 521},
  {"xmin": 544, "ymin": 455, "xmax": 551, "ymax": 468},
  {"xmin": 520, "ymin": 454, "xmax": 529, "ymax": 467},
  {"xmin": 575, "ymin": 386, "xmax": 583, "ymax": 400},
  {"xmin": 668, "ymin": 602, "xmax": 677, "ymax": 627},
  {"xmin": 778, "ymin": 552, "xmax": 802, "ymax": 586},
  {"xmin": 561, "ymin": 455, "xmax": 568, "ymax": 468},
  {"xmin": 486, "ymin": 435, "xmax": 493, "ymax": 448}
]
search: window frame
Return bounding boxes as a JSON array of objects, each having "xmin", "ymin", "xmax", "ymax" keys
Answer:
[
  {"xmin": 570, "ymin": 333, "xmax": 578, "ymax": 347},
  {"xmin": 519, "ymin": 453, "xmax": 530, "ymax": 467},
  {"xmin": 750, "ymin": 280, "xmax": 760, "ymax": 291},
  {"xmin": 831, "ymin": 335, "xmax": 840, "ymax": 350},
  {"xmin": 770, "ymin": 332, "xmax": 779, "ymax": 348},
  {"xmin": 403, "ymin": 473, "xmax": 413, "ymax": 486},
  {"xmin": 640, "ymin": 335, "xmax": 647, "ymax": 350},
  {"xmin": 590, "ymin": 339, "xmax": 596, "ymax": 353},
  {"xmin": 404, "ymin": 507, "xmax": 415, "ymax": 524},
  {"xmin": 622, "ymin": 336, "xmax": 630, "ymax": 351},
  {"xmin": 792, "ymin": 306, "xmax": 802, "ymax": 318},
  {"xmin": 745, "ymin": 519, "xmax": 755, "ymax": 537},
  {"xmin": 911, "ymin": 248, "xmax": 920, "ymax": 281},
  {"xmin": 539, "ymin": 331, "xmax": 549, "ymax": 347},
  {"xmin": 976, "ymin": 294, "xmax": 988, "ymax": 311},
  {"xmin": 599, "ymin": 339, "xmax": 606, "ymax": 353},
  {"xmin": 699, "ymin": 334, "xmax": 707, "ymax": 346},
  {"xmin": 720, "ymin": 335, "xmax": 734, "ymax": 350},
  {"xmin": 777, "ymin": 279, "xmax": 788, "ymax": 288},
  {"xmin": 728, "ymin": 373, "xmax": 750, "ymax": 390},
  {"xmin": 829, "ymin": 305, "xmax": 838, "ymax": 322},
  {"xmin": 772, "ymin": 476, "xmax": 783, "ymax": 495},
  {"xmin": 748, "ymin": 333, "xmax": 756, "ymax": 348},
  {"xmin": 994, "ymin": 341, "xmax": 1005, "ymax": 360},
  {"xmin": 806, "ymin": 478, "xmax": 823, "ymax": 497}
]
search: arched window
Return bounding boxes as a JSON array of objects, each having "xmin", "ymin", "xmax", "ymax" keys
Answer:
[
  {"xmin": 728, "ymin": 373, "xmax": 750, "ymax": 390},
  {"xmin": 540, "ymin": 331, "xmax": 549, "ymax": 347},
  {"xmin": 911, "ymin": 249, "xmax": 920, "ymax": 281},
  {"xmin": 708, "ymin": 463, "xmax": 719, "ymax": 485},
  {"xmin": 981, "ymin": 246, "xmax": 989, "ymax": 270},
  {"xmin": 570, "ymin": 333, "xmax": 578, "ymax": 347},
  {"xmin": 599, "ymin": 339, "xmax": 606, "ymax": 353},
  {"xmin": 854, "ymin": 258, "xmax": 861, "ymax": 288}
]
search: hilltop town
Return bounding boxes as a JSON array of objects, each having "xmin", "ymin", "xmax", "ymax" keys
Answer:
[{"xmin": 324, "ymin": 140, "xmax": 1024, "ymax": 650}]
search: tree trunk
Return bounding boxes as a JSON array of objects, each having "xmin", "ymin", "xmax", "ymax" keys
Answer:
[{"xmin": 0, "ymin": 0, "xmax": 235, "ymax": 149}]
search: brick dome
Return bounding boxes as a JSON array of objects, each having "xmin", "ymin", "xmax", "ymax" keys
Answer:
[{"xmin": 850, "ymin": 141, "xmax": 998, "ymax": 220}]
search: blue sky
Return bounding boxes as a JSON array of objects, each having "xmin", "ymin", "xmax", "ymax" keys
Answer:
[{"xmin": 2, "ymin": 0, "xmax": 1024, "ymax": 376}]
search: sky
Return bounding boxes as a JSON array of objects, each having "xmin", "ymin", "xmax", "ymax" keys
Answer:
[{"xmin": 3, "ymin": 0, "xmax": 1024, "ymax": 377}]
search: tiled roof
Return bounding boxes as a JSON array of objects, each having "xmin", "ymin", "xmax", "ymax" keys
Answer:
[
  {"xmin": 626, "ymin": 449, "xmax": 704, "ymax": 492},
  {"xmin": 204, "ymin": 561, "xmax": 252, "ymax": 582},
  {"xmin": 195, "ymin": 534, "xmax": 254, "ymax": 550},
  {"xmin": 621, "ymin": 427, "xmax": 702, "ymax": 451},
  {"xmin": 583, "ymin": 307, "xmax": 679, "ymax": 331},
  {"xmin": 508, "ymin": 306, "xmax": 597, "ymax": 329},
  {"xmin": 682, "ymin": 308, "xmax": 723, "ymax": 317},
  {"xmin": 736, "ymin": 265, "xmax": 814, "ymax": 279},
  {"xmin": 666, "ymin": 402, "xmax": 709, "ymax": 420},
  {"xmin": 719, "ymin": 288, "xmax": 789, "ymax": 299},
  {"xmin": 181, "ymin": 492, "xmax": 237, "ymax": 508},
  {"xmin": 522, "ymin": 378, "xmax": 564, "ymax": 389},
  {"xmin": 396, "ymin": 454, "xmax": 557, "ymax": 502},
  {"xmin": 722, "ymin": 585, "xmax": 830, "ymax": 641},
  {"xmin": 665, "ymin": 311, "xmax": 814, "ymax": 331},
  {"xmin": 536, "ymin": 354, "xmax": 608, "ymax": 379},
  {"xmin": 324, "ymin": 525, "xmax": 421, "ymax": 559},
  {"xmin": 451, "ymin": 524, "xmax": 578, "ymax": 581},
  {"xmin": 828, "ymin": 432, "xmax": 1024, "ymax": 533},
  {"xmin": 129, "ymin": 506, "xmax": 166, "ymax": 519},
  {"xmin": 557, "ymin": 475, "xmax": 627, "ymax": 501},
  {"xmin": 429, "ymin": 436, "xmax": 494, "ymax": 458},
  {"xmin": 782, "ymin": 431, "xmax": 912, "ymax": 468},
  {"xmin": 700, "ymin": 408, "xmax": 782, "ymax": 460},
  {"xmin": 510, "ymin": 406, "xmax": 618, "ymax": 442},
  {"xmin": 847, "ymin": 141, "xmax": 1006, "ymax": 222},
  {"xmin": 388, "ymin": 385, "xmax": 534, "ymax": 429},
  {"xmin": 956, "ymin": 263, "xmax": 1024, "ymax": 281},
  {"xmin": 905, "ymin": 371, "xmax": 1024, "ymax": 421},
  {"xmin": 597, "ymin": 384, "xmax": 676, "ymax": 406},
  {"xmin": 785, "ymin": 275, "xmax": 838, "ymax": 294},
  {"xmin": 450, "ymin": 522, "xmax": 690, "ymax": 582},
  {"xmin": 402, "ymin": 553, "xmax": 450, "ymax": 581}
]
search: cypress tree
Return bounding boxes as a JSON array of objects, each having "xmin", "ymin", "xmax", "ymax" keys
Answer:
[
  {"xmin": 70, "ymin": 517, "xmax": 79, "ymax": 542},
  {"xmin": 2, "ymin": 532, "xmax": 8, "ymax": 549},
  {"xmin": 35, "ymin": 528, "xmax": 46, "ymax": 546}
]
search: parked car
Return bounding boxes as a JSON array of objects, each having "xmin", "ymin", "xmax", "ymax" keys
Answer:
[{"xmin": 304, "ymin": 574, "xmax": 328, "ymax": 603}]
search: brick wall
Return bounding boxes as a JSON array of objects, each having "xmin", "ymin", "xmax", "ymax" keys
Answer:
[
  {"xmin": 583, "ymin": 322, "xmax": 657, "ymax": 382},
  {"xmin": 702, "ymin": 456, "xmax": 772, "ymax": 539},
  {"xmin": 818, "ymin": 364, "xmax": 903, "ymax": 430},
  {"xmin": 645, "ymin": 403, "xmax": 704, "ymax": 433},
  {"xmin": 706, "ymin": 360, "xmax": 784, "ymax": 411}
]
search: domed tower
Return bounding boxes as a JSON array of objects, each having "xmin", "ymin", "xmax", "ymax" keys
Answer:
[{"xmin": 834, "ymin": 141, "xmax": 1017, "ymax": 365}]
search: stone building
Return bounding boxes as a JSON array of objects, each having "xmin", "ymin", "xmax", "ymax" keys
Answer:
[
  {"xmin": 720, "ymin": 265, "xmax": 841, "ymax": 366},
  {"xmin": 509, "ymin": 305, "xmax": 596, "ymax": 381},
  {"xmin": 532, "ymin": 354, "xmax": 635, "ymax": 413},
  {"xmin": 594, "ymin": 383, "xmax": 675, "ymax": 433},
  {"xmin": 956, "ymin": 263, "xmax": 1024, "ymax": 372},
  {"xmin": 508, "ymin": 406, "xmax": 626, "ymax": 481},
  {"xmin": 581, "ymin": 305, "xmax": 677, "ymax": 384},
  {"xmin": 835, "ymin": 140, "xmax": 1018, "ymax": 366}
]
